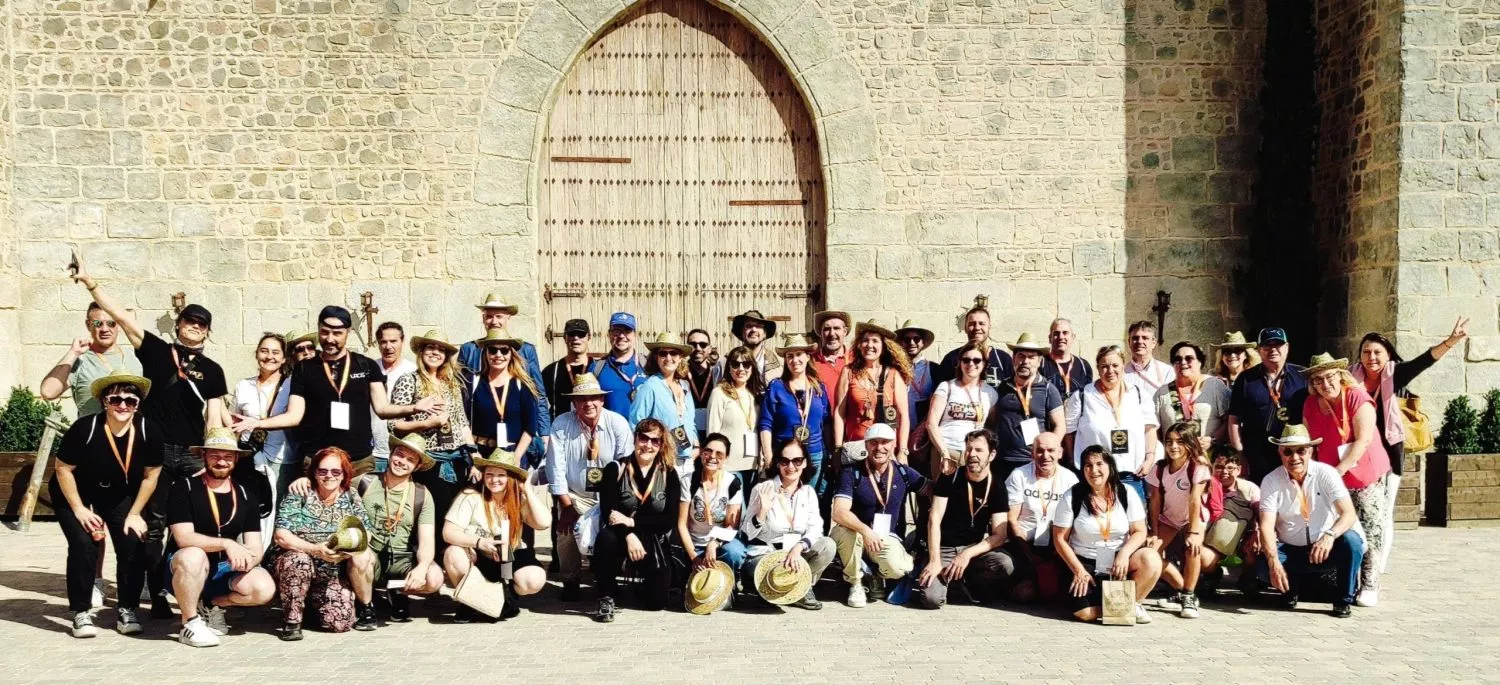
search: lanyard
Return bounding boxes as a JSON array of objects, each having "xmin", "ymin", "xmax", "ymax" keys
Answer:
[
  {"xmin": 1266, "ymin": 370, "xmax": 1285, "ymax": 410},
  {"xmin": 608, "ymin": 358, "xmax": 642, "ymax": 386},
  {"xmin": 792, "ymin": 381, "xmax": 813, "ymax": 431},
  {"xmin": 689, "ymin": 367, "xmax": 714, "ymax": 405},
  {"xmin": 952, "ymin": 381, "xmax": 985, "ymax": 425},
  {"xmin": 1176, "ymin": 377, "xmax": 1204, "ymax": 420},
  {"xmin": 383, "ymin": 481, "xmax": 411, "ymax": 533},
  {"xmin": 730, "ymin": 388, "xmax": 755, "ymax": 426},
  {"xmin": 865, "ymin": 461, "xmax": 895, "ymax": 512},
  {"xmin": 1095, "ymin": 490, "xmax": 1116, "ymax": 542},
  {"xmin": 1291, "ymin": 476, "xmax": 1313, "ymax": 543},
  {"xmin": 966, "ymin": 476, "xmax": 992, "ymax": 525},
  {"xmin": 1100, "ymin": 382, "xmax": 1126, "ymax": 427},
  {"xmin": 204, "ymin": 477, "xmax": 238, "ymax": 535},
  {"xmin": 488, "ymin": 377, "xmax": 512, "ymax": 422},
  {"xmin": 170, "ymin": 347, "xmax": 192, "ymax": 381},
  {"xmin": 584, "ymin": 422, "xmax": 601, "ymax": 465},
  {"xmin": 1323, "ymin": 390, "xmax": 1352, "ymax": 443},
  {"xmin": 695, "ymin": 474, "xmax": 721, "ymax": 523},
  {"xmin": 627, "ymin": 461, "xmax": 659, "ymax": 504},
  {"xmin": 774, "ymin": 484, "xmax": 799, "ymax": 529},
  {"xmin": 105, "ymin": 421, "xmax": 136, "ymax": 483},
  {"xmin": 666, "ymin": 377, "xmax": 686, "ymax": 423},
  {"xmin": 257, "ymin": 375, "xmax": 282, "ymax": 419},
  {"xmin": 1013, "ymin": 380, "xmax": 1032, "ymax": 417},
  {"xmin": 323, "ymin": 355, "xmax": 351, "ymax": 400},
  {"xmin": 1057, "ymin": 357, "xmax": 1075, "ymax": 394},
  {"xmin": 1037, "ymin": 471, "xmax": 1061, "ymax": 518}
]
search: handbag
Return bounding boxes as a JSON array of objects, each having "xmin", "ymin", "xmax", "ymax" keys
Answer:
[
  {"xmin": 1100, "ymin": 579, "xmax": 1137, "ymax": 625},
  {"xmin": 1399, "ymin": 391, "xmax": 1433, "ymax": 453},
  {"xmin": 453, "ymin": 565, "xmax": 507, "ymax": 618}
]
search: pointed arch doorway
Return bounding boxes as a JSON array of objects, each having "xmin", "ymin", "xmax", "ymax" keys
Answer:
[{"xmin": 537, "ymin": 0, "xmax": 827, "ymax": 356}]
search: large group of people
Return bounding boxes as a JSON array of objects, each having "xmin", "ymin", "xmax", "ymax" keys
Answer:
[{"xmin": 39, "ymin": 262, "xmax": 1471, "ymax": 644}]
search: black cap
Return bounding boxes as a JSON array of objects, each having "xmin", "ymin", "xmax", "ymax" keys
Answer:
[
  {"xmin": 177, "ymin": 304, "xmax": 212, "ymax": 328},
  {"xmin": 318, "ymin": 305, "xmax": 353, "ymax": 328},
  {"xmin": 563, "ymin": 319, "xmax": 590, "ymax": 336},
  {"xmin": 1257, "ymin": 327, "xmax": 1288, "ymax": 346}
]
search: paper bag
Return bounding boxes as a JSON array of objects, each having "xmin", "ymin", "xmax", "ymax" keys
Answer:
[
  {"xmin": 453, "ymin": 565, "xmax": 507, "ymax": 618},
  {"xmin": 1100, "ymin": 579, "xmax": 1137, "ymax": 625}
]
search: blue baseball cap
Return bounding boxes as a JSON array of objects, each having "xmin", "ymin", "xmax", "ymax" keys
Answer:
[
  {"xmin": 1257, "ymin": 327, "xmax": 1288, "ymax": 346},
  {"xmin": 608, "ymin": 312, "xmax": 637, "ymax": 331}
]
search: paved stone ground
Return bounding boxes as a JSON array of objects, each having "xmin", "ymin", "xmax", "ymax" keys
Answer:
[{"xmin": 0, "ymin": 524, "xmax": 1495, "ymax": 684}]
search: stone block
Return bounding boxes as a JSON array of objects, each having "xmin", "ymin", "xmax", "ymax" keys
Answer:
[
  {"xmin": 200, "ymin": 239, "xmax": 249, "ymax": 282},
  {"xmin": 800, "ymin": 58, "xmax": 865, "ymax": 118},
  {"xmin": 1171, "ymin": 136, "xmax": 1215, "ymax": 171},
  {"xmin": 14, "ymin": 166, "xmax": 79, "ymax": 198},
  {"xmin": 54, "ymin": 129, "xmax": 110, "ymax": 165},
  {"xmin": 1072, "ymin": 240, "xmax": 1115, "ymax": 276},
  {"xmin": 1448, "ymin": 196, "xmax": 1486, "ymax": 228},
  {"xmin": 772, "ymin": 1, "xmax": 840, "ymax": 73},
  {"xmin": 106, "ymin": 202, "xmax": 168, "ymax": 239},
  {"xmin": 558, "ymin": 0, "xmax": 625, "ymax": 30},
  {"xmin": 827, "ymin": 245, "xmax": 875, "ymax": 280},
  {"xmin": 474, "ymin": 156, "xmax": 530, "ymax": 206},
  {"xmin": 446, "ymin": 239, "xmax": 497, "ymax": 279},
  {"xmin": 875, "ymin": 246, "xmax": 913, "ymax": 279},
  {"xmin": 79, "ymin": 241, "xmax": 152, "ymax": 278},
  {"xmin": 113, "ymin": 131, "xmax": 144, "ymax": 165},
  {"xmin": 14, "ymin": 128, "xmax": 53, "ymax": 162},
  {"xmin": 821, "ymin": 110, "xmax": 878, "ymax": 165},
  {"xmin": 488, "ymin": 52, "xmax": 558, "ymax": 113},
  {"xmin": 976, "ymin": 211, "xmax": 1016, "ymax": 246},
  {"xmin": 827, "ymin": 210, "xmax": 901, "ymax": 246},
  {"xmin": 1459, "ymin": 230, "xmax": 1500, "ymax": 261},
  {"xmin": 20, "ymin": 310, "xmax": 79, "ymax": 345},
  {"xmin": 1403, "ymin": 84, "xmax": 1456, "ymax": 123},
  {"xmin": 1467, "ymin": 337, "xmax": 1500, "ymax": 362},
  {"xmin": 1402, "ymin": 229, "xmax": 1460, "ymax": 261},
  {"xmin": 1156, "ymin": 173, "xmax": 1206, "ymax": 202},
  {"xmin": 13, "ymin": 200, "xmax": 71, "ymax": 239},
  {"xmin": 728, "ymin": 0, "xmax": 801, "ymax": 34},
  {"xmin": 152, "ymin": 241, "xmax": 201, "ymax": 281},
  {"xmin": 512, "ymin": 0, "xmax": 589, "ymax": 71},
  {"xmin": 172, "ymin": 205, "xmax": 215, "ymax": 237},
  {"xmin": 827, "ymin": 162, "xmax": 881, "ymax": 211},
  {"xmin": 81, "ymin": 169, "xmax": 126, "ymax": 199},
  {"xmin": 1459, "ymin": 86, "xmax": 1497, "ymax": 122},
  {"xmin": 1399, "ymin": 263, "xmax": 1449, "ymax": 296},
  {"xmin": 126, "ymin": 172, "xmax": 161, "ymax": 199},
  {"xmin": 904, "ymin": 211, "xmax": 975, "ymax": 246}
]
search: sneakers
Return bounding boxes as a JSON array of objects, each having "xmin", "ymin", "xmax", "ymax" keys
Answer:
[
  {"xmin": 115, "ymin": 608, "xmax": 142, "ymax": 635},
  {"xmin": 70, "ymin": 611, "xmax": 98, "ymax": 639},
  {"xmin": 178, "ymin": 617, "xmax": 221, "ymax": 648},
  {"xmin": 846, "ymin": 584, "xmax": 868, "ymax": 608},
  {"xmin": 561, "ymin": 581, "xmax": 582, "ymax": 603},
  {"xmin": 793, "ymin": 593, "xmax": 823, "ymax": 611},
  {"xmin": 1331, "ymin": 602, "xmax": 1353, "ymax": 618},
  {"xmin": 1133, "ymin": 603, "xmax": 1153, "ymax": 624},
  {"xmin": 1355, "ymin": 588, "xmax": 1379, "ymax": 607},
  {"xmin": 1178, "ymin": 593, "xmax": 1200, "ymax": 619},
  {"xmin": 453, "ymin": 606, "xmax": 477, "ymax": 624},
  {"xmin": 388, "ymin": 592, "xmax": 412, "ymax": 623},
  {"xmin": 354, "ymin": 602, "xmax": 379, "ymax": 631},
  {"xmin": 595, "ymin": 596, "xmax": 616, "ymax": 623},
  {"xmin": 199, "ymin": 601, "xmax": 229, "ymax": 636},
  {"xmin": 91, "ymin": 579, "xmax": 106, "ymax": 609},
  {"xmin": 278, "ymin": 622, "xmax": 304, "ymax": 642},
  {"xmin": 150, "ymin": 594, "xmax": 174, "ymax": 620}
]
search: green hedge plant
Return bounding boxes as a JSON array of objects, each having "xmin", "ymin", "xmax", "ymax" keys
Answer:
[
  {"xmin": 1437, "ymin": 395, "xmax": 1482, "ymax": 456},
  {"xmin": 1477, "ymin": 389, "xmax": 1500, "ymax": 454},
  {"xmin": 0, "ymin": 387, "xmax": 63, "ymax": 452}
]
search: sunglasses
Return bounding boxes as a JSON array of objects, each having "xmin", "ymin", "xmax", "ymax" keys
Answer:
[
  {"xmin": 564, "ymin": 332, "xmax": 588, "ymax": 339},
  {"xmin": 637, "ymin": 435, "xmax": 664, "ymax": 446},
  {"xmin": 689, "ymin": 341, "xmax": 711, "ymax": 348},
  {"xmin": 777, "ymin": 457, "xmax": 807, "ymax": 467},
  {"xmin": 315, "ymin": 468, "xmax": 343, "ymax": 477},
  {"xmin": 729, "ymin": 361, "xmax": 754, "ymax": 370},
  {"xmin": 293, "ymin": 342, "xmax": 315, "ymax": 351},
  {"xmin": 104, "ymin": 395, "xmax": 140, "ymax": 409},
  {"xmin": 485, "ymin": 346, "xmax": 513, "ymax": 356},
  {"xmin": 900, "ymin": 336, "xmax": 925, "ymax": 345},
  {"xmin": 1172, "ymin": 356, "xmax": 1198, "ymax": 363},
  {"xmin": 180, "ymin": 317, "xmax": 209, "ymax": 329},
  {"xmin": 89, "ymin": 320, "xmax": 118, "ymax": 330},
  {"xmin": 656, "ymin": 349, "xmax": 682, "ymax": 357},
  {"xmin": 702, "ymin": 453, "xmax": 725, "ymax": 462},
  {"xmin": 960, "ymin": 357, "xmax": 984, "ymax": 365}
]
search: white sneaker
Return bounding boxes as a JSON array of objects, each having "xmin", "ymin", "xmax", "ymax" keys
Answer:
[
  {"xmin": 115, "ymin": 608, "xmax": 142, "ymax": 635},
  {"xmin": 1179, "ymin": 594, "xmax": 1200, "ymax": 619},
  {"xmin": 91, "ymin": 579, "xmax": 106, "ymax": 609},
  {"xmin": 71, "ymin": 611, "xmax": 98, "ymax": 638},
  {"xmin": 1134, "ymin": 603, "xmax": 1153, "ymax": 625},
  {"xmin": 1355, "ymin": 588, "xmax": 1379, "ymax": 607},
  {"xmin": 178, "ymin": 617, "xmax": 221, "ymax": 648},
  {"xmin": 846, "ymin": 584, "xmax": 868, "ymax": 608}
]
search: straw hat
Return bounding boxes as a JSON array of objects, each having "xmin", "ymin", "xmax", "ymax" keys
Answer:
[
  {"xmin": 409, "ymin": 329, "xmax": 459, "ymax": 356},
  {"xmin": 189, "ymin": 427, "xmax": 252, "ymax": 457},
  {"xmin": 753, "ymin": 550, "xmax": 813, "ymax": 605},
  {"xmin": 286, "ymin": 330, "xmax": 317, "ymax": 346},
  {"xmin": 325, "ymin": 515, "xmax": 370, "ymax": 553},
  {"xmin": 473, "ymin": 327, "xmax": 525, "ymax": 350},
  {"xmin": 474, "ymin": 293, "xmax": 519, "ymax": 314},
  {"xmin": 563, "ymin": 372, "xmax": 610, "ymax": 398},
  {"xmin": 1304, "ymin": 352, "xmax": 1349, "ymax": 377},
  {"xmin": 473, "ymin": 447, "xmax": 528, "ymax": 480},
  {"xmin": 1005, "ymin": 332, "xmax": 1049, "ymax": 353},
  {"xmin": 684, "ymin": 561, "xmax": 735, "ymax": 615},
  {"xmin": 894, "ymin": 320, "xmax": 935, "ymax": 348},
  {"xmin": 89, "ymin": 373, "xmax": 152, "ymax": 402},
  {"xmin": 854, "ymin": 319, "xmax": 896, "ymax": 341},
  {"xmin": 388, "ymin": 433, "xmax": 437, "ymax": 472},
  {"xmin": 644, "ymin": 332, "xmax": 691, "ymax": 355},
  {"xmin": 813, "ymin": 310, "xmax": 851, "ymax": 332},
  {"xmin": 775, "ymin": 333, "xmax": 817, "ymax": 356},
  {"xmin": 1212, "ymin": 331, "xmax": 1255, "ymax": 349},
  {"xmin": 731, "ymin": 310, "xmax": 779, "ymax": 340},
  {"xmin": 1267, "ymin": 423, "xmax": 1324, "ymax": 447}
]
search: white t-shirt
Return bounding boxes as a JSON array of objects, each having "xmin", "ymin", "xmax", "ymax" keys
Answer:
[
  {"xmin": 1052, "ymin": 486, "xmax": 1146, "ymax": 560},
  {"xmin": 1259, "ymin": 462, "xmax": 1365, "ymax": 546},
  {"xmin": 679, "ymin": 472, "xmax": 742, "ymax": 548},
  {"xmin": 233, "ymin": 376, "xmax": 294, "ymax": 465},
  {"xmin": 445, "ymin": 490, "xmax": 527, "ymax": 548},
  {"xmin": 372, "ymin": 358, "xmax": 417, "ymax": 460},
  {"xmin": 931, "ymin": 381, "xmax": 999, "ymax": 453},
  {"xmin": 1063, "ymin": 379, "xmax": 1158, "ymax": 473},
  {"xmin": 1005, "ymin": 462, "xmax": 1079, "ymax": 546},
  {"xmin": 1145, "ymin": 459, "xmax": 1212, "ymax": 529}
]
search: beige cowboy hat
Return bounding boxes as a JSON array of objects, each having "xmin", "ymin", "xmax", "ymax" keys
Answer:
[
  {"xmin": 387, "ymin": 433, "xmax": 437, "ymax": 472},
  {"xmin": 1212, "ymin": 331, "xmax": 1256, "ymax": 349},
  {"xmin": 563, "ymin": 372, "xmax": 610, "ymax": 398},
  {"xmin": 854, "ymin": 319, "xmax": 896, "ymax": 341},
  {"xmin": 89, "ymin": 372, "xmax": 152, "ymax": 403},
  {"xmin": 894, "ymin": 320, "xmax": 935, "ymax": 349},
  {"xmin": 644, "ymin": 332, "xmax": 691, "ymax": 355},
  {"xmin": 812, "ymin": 310, "xmax": 852, "ymax": 332},
  {"xmin": 1267, "ymin": 423, "xmax": 1324, "ymax": 447},
  {"xmin": 753, "ymin": 549, "xmax": 813, "ymax": 605},
  {"xmin": 1006, "ymin": 332, "xmax": 1049, "ymax": 353},
  {"xmin": 684, "ymin": 560, "xmax": 735, "ymax": 615},
  {"xmin": 474, "ymin": 293, "xmax": 520, "ymax": 314},
  {"xmin": 286, "ymin": 330, "xmax": 317, "ymax": 346},
  {"xmin": 409, "ymin": 329, "xmax": 459, "ymax": 356},
  {"xmin": 325, "ymin": 515, "xmax": 370, "ymax": 554},
  {"xmin": 189, "ymin": 426, "xmax": 253, "ymax": 457},
  {"xmin": 473, "ymin": 447, "xmax": 528, "ymax": 480},
  {"xmin": 1303, "ymin": 352, "xmax": 1350, "ymax": 377},
  {"xmin": 775, "ymin": 333, "xmax": 817, "ymax": 356},
  {"xmin": 473, "ymin": 327, "xmax": 526, "ymax": 350},
  {"xmin": 731, "ymin": 310, "xmax": 779, "ymax": 340}
]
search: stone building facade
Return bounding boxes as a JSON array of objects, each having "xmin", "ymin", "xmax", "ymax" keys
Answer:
[{"xmin": 0, "ymin": 0, "xmax": 1490, "ymax": 415}]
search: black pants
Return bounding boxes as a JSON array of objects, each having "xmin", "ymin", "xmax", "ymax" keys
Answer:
[
  {"xmin": 145, "ymin": 443, "xmax": 202, "ymax": 598},
  {"xmin": 54, "ymin": 486, "xmax": 147, "ymax": 612},
  {"xmin": 592, "ymin": 527, "xmax": 671, "ymax": 610},
  {"xmin": 414, "ymin": 468, "xmax": 462, "ymax": 559}
]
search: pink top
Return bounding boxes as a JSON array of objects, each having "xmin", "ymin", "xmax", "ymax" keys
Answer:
[{"xmin": 1302, "ymin": 386, "xmax": 1392, "ymax": 490}]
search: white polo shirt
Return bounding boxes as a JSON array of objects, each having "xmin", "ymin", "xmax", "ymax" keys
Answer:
[{"xmin": 1259, "ymin": 462, "xmax": 1366, "ymax": 546}]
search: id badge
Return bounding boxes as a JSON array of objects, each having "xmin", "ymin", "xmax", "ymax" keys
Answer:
[
  {"xmin": 1094, "ymin": 549, "xmax": 1115, "ymax": 574},
  {"xmin": 672, "ymin": 425, "xmax": 689, "ymax": 445},
  {"xmin": 1337, "ymin": 443, "xmax": 1350, "ymax": 460},
  {"xmin": 872, "ymin": 512, "xmax": 892, "ymax": 538},
  {"xmin": 496, "ymin": 423, "xmax": 509, "ymax": 447},
  {"xmin": 330, "ymin": 401, "xmax": 351, "ymax": 430},
  {"xmin": 585, "ymin": 466, "xmax": 604, "ymax": 492},
  {"xmin": 386, "ymin": 579, "xmax": 406, "ymax": 590},
  {"xmin": 1109, "ymin": 428, "xmax": 1129, "ymax": 454},
  {"xmin": 501, "ymin": 559, "xmax": 515, "ymax": 581},
  {"xmin": 1020, "ymin": 417, "xmax": 1041, "ymax": 446},
  {"xmin": 742, "ymin": 432, "xmax": 760, "ymax": 457}
]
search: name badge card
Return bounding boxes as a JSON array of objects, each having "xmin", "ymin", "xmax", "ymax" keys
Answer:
[
  {"xmin": 386, "ymin": 579, "xmax": 406, "ymax": 590},
  {"xmin": 872, "ymin": 512, "xmax": 893, "ymax": 538},
  {"xmin": 330, "ymin": 401, "xmax": 351, "ymax": 430},
  {"xmin": 742, "ymin": 433, "xmax": 760, "ymax": 457},
  {"xmin": 709, "ymin": 526, "xmax": 736, "ymax": 542},
  {"xmin": 1020, "ymin": 418, "xmax": 1041, "ymax": 446},
  {"xmin": 1109, "ymin": 429, "xmax": 1129, "ymax": 455},
  {"xmin": 496, "ymin": 423, "xmax": 509, "ymax": 447},
  {"xmin": 1337, "ymin": 443, "xmax": 1350, "ymax": 460},
  {"xmin": 1094, "ymin": 548, "xmax": 1116, "ymax": 574},
  {"xmin": 778, "ymin": 534, "xmax": 800, "ymax": 550}
]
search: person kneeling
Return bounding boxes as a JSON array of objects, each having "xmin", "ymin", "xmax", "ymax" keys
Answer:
[
  {"xmin": 677, "ymin": 434, "xmax": 748, "ymax": 597},
  {"xmin": 830, "ymin": 423, "xmax": 928, "ymax": 608},
  {"xmin": 915, "ymin": 429, "xmax": 1013, "ymax": 609},
  {"xmin": 358, "ymin": 435, "xmax": 445, "ymax": 623},
  {"xmin": 271, "ymin": 447, "xmax": 378, "ymax": 640},
  {"xmin": 1051, "ymin": 446, "xmax": 1161, "ymax": 624},
  {"xmin": 442, "ymin": 448, "xmax": 550, "ymax": 623},
  {"xmin": 165, "ymin": 428, "xmax": 276, "ymax": 648}
]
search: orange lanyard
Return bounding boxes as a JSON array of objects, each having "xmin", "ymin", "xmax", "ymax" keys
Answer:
[
  {"xmin": 204, "ymin": 477, "xmax": 238, "ymax": 534},
  {"xmin": 323, "ymin": 356, "xmax": 351, "ymax": 400},
  {"xmin": 105, "ymin": 421, "xmax": 136, "ymax": 482},
  {"xmin": 382, "ymin": 481, "xmax": 411, "ymax": 533},
  {"xmin": 966, "ymin": 476, "xmax": 992, "ymax": 525},
  {"xmin": 1038, "ymin": 472, "xmax": 1060, "ymax": 518},
  {"xmin": 1267, "ymin": 371, "xmax": 1284, "ymax": 410},
  {"xmin": 585, "ymin": 424, "xmax": 600, "ymax": 465},
  {"xmin": 792, "ymin": 380, "xmax": 813, "ymax": 430},
  {"xmin": 1100, "ymin": 382, "xmax": 1125, "ymax": 427},
  {"xmin": 1176, "ymin": 377, "xmax": 1204, "ymax": 420},
  {"xmin": 627, "ymin": 462, "xmax": 659, "ymax": 504},
  {"xmin": 1095, "ymin": 491, "xmax": 1116, "ymax": 542},
  {"xmin": 1014, "ymin": 380, "xmax": 1032, "ymax": 417},
  {"xmin": 1058, "ymin": 358, "xmax": 1074, "ymax": 394},
  {"xmin": 865, "ymin": 461, "xmax": 895, "ymax": 512},
  {"xmin": 1292, "ymin": 477, "xmax": 1312, "ymax": 521},
  {"xmin": 488, "ymin": 377, "xmax": 512, "ymax": 422}
]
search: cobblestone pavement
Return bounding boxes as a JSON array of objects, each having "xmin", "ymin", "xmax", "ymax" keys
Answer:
[{"xmin": 0, "ymin": 524, "xmax": 1495, "ymax": 684}]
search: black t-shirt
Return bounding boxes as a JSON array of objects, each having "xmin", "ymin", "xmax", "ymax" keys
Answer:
[
  {"xmin": 290, "ymin": 353, "xmax": 386, "ymax": 459},
  {"xmin": 1040, "ymin": 355, "xmax": 1093, "ymax": 397},
  {"xmin": 53, "ymin": 413, "xmax": 165, "ymax": 503},
  {"xmin": 166, "ymin": 475, "xmax": 261, "ymax": 563},
  {"xmin": 541, "ymin": 359, "xmax": 590, "ymax": 416},
  {"xmin": 135, "ymin": 333, "xmax": 228, "ymax": 447},
  {"xmin": 989, "ymin": 379, "xmax": 1064, "ymax": 465},
  {"xmin": 933, "ymin": 471, "xmax": 1003, "ymax": 547}
]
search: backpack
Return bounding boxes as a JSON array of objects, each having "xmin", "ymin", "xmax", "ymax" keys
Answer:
[
  {"xmin": 1155, "ymin": 459, "xmax": 1224, "ymax": 524},
  {"xmin": 356, "ymin": 474, "xmax": 428, "ymax": 549}
]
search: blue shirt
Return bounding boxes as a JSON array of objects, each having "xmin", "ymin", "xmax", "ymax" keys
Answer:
[
  {"xmin": 834, "ymin": 461, "xmax": 927, "ymax": 529},
  {"xmin": 628, "ymin": 375, "xmax": 699, "ymax": 460},
  {"xmin": 757, "ymin": 378, "xmax": 831, "ymax": 455},
  {"xmin": 592, "ymin": 354, "xmax": 647, "ymax": 417},
  {"xmin": 468, "ymin": 376, "xmax": 538, "ymax": 450},
  {"xmin": 458, "ymin": 340, "xmax": 552, "ymax": 449},
  {"xmin": 1229, "ymin": 363, "xmax": 1308, "ymax": 455}
]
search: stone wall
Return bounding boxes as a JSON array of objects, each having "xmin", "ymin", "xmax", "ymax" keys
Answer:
[{"xmin": 0, "ymin": 0, "xmax": 1264, "ymax": 416}]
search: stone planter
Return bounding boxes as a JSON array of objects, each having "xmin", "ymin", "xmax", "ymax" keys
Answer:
[
  {"xmin": 0, "ymin": 451, "xmax": 57, "ymax": 519},
  {"xmin": 1425, "ymin": 453, "xmax": 1500, "ymax": 527}
]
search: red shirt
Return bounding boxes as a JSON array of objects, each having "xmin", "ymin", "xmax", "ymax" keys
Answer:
[
  {"xmin": 810, "ymin": 347, "xmax": 853, "ymax": 398},
  {"xmin": 1303, "ymin": 386, "xmax": 1391, "ymax": 490}
]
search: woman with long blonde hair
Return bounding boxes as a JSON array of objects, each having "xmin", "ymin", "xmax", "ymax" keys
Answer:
[
  {"xmin": 465, "ymin": 328, "xmax": 542, "ymax": 464},
  {"xmin": 389, "ymin": 330, "xmax": 473, "ymax": 552},
  {"xmin": 442, "ymin": 448, "xmax": 549, "ymax": 622},
  {"xmin": 834, "ymin": 320, "xmax": 913, "ymax": 463}
]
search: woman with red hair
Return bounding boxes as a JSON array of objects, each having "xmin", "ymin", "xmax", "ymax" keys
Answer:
[{"xmin": 270, "ymin": 447, "xmax": 377, "ymax": 641}]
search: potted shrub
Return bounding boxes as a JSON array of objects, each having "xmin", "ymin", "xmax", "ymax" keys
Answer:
[
  {"xmin": 1426, "ymin": 394, "xmax": 1500, "ymax": 526},
  {"xmin": 0, "ymin": 387, "xmax": 65, "ymax": 518}
]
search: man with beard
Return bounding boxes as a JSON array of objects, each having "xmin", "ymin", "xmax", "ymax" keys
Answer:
[
  {"xmin": 542, "ymin": 318, "xmax": 594, "ymax": 414},
  {"xmin": 934, "ymin": 297, "xmax": 1014, "ymax": 388},
  {"xmin": 914, "ymin": 430, "xmax": 1014, "ymax": 608},
  {"xmin": 370, "ymin": 322, "xmax": 417, "ymax": 473},
  {"xmin": 988, "ymin": 333, "xmax": 1065, "ymax": 483},
  {"xmin": 357, "ymin": 434, "xmax": 444, "ymax": 622},
  {"xmin": 724, "ymin": 309, "xmax": 782, "ymax": 379},
  {"xmin": 684, "ymin": 328, "xmax": 720, "ymax": 437}
]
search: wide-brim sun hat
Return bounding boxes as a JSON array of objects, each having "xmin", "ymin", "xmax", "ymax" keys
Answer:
[
  {"xmin": 1267, "ymin": 423, "xmax": 1324, "ymax": 447},
  {"xmin": 812, "ymin": 310, "xmax": 852, "ymax": 332},
  {"xmin": 854, "ymin": 319, "xmax": 896, "ymax": 341},
  {"xmin": 473, "ymin": 327, "xmax": 525, "ymax": 350},
  {"xmin": 189, "ymin": 427, "xmax": 253, "ymax": 457},
  {"xmin": 1303, "ymin": 352, "xmax": 1350, "ymax": 377},
  {"xmin": 894, "ymin": 320, "xmax": 935, "ymax": 348},
  {"xmin": 89, "ymin": 373, "xmax": 152, "ymax": 403},
  {"xmin": 563, "ymin": 372, "xmax": 610, "ymax": 398},
  {"xmin": 1212, "ymin": 331, "xmax": 1256, "ymax": 349},
  {"xmin": 326, "ymin": 515, "xmax": 370, "ymax": 553},
  {"xmin": 473, "ymin": 447, "xmax": 528, "ymax": 480},
  {"xmin": 753, "ymin": 549, "xmax": 812, "ymax": 605},
  {"xmin": 731, "ymin": 310, "xmax": 779, "ymax": 340},
  {"xmin": 410, "ymin": 329, "xmax": 459, "ymax": 356},
  {"xmin": 1005, "ymin": 332, "xmax": 1049, "ymax": 353},
  {"xmin": 474, "ymin": 293, "xmax": 520, "ymax": 314},
  {"xmin": 388, "ymin": 434, "xmax": 437, "ymax": 472},
  {"xmin": 644, "ymin": 332, "xmax": 691, "ymax": 355},
  {"xmin": 286, "ymin": 330, "xmax": 317, "ymax": 346},
  {"xmin": 684, "ymin": 560, "xmax": 734, "ymax": 615},
  {"xmin": 776, "ymin": 333, "xmax": 817, "ymax": 356}
]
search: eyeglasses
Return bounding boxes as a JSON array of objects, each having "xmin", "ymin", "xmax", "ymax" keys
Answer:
[
  {"xmin": 657, "ymin": 349, "xmax": 682, "ymax": 357},
  {"xmin": 180, "ymin": 317, "xmax": 209, "ymax": 329},
  {"xmin": 777, "ymin": 457, "xmax": 807, "ymax": 467},
  {"xmin": 900, "ymin": 336, "xmax": 924, "ymax": 344},
  {"xmin": 89, "ymin": 320, "xmax": 118, "ymax": 329},
  {"xmin": 637, "ymin": 435, "xmax": 663, "ymax": 446},
  {"xmin": 960, "ymin": 357, "xmax": 984, "ymax": 365},
  {"xmin": 689, "ymin": 341, "xmax": 711, "ymax": 348},
  {"xmin": 315, "ymin": 468, "xmax": 343, "ymax": 477},
  {"xmin": 729, "ymin": 361, "xmax": 754, "ymax": 370},
  {"xmin": 485, "ymin": 346, "xmax": 512, "ymax": 356},
  {"xmin": 702, "ymin": 453, "xmax": 726, "ymax": 462},
  {"xmin": 104, "ymin": 395, "xmax": 140, "ymax": 409},
  {"xmin": 1171, "ymin": 356, "xmax": 1197, "ymax": 364}
]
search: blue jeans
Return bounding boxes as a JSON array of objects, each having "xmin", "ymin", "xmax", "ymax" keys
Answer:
[
  {"xmin": 691, "ymin": 538, "xmax": 748, "ymax": 575},
  {"xmin": 808, "ymin": 450, "xmax": 827, "ymax": 496},
  {"xmin": 1119, "ymin": 472, "xmax": 1146, "ymax": 505},
  {"xmin": 428, "ymin": 448, "xmax": 469, "ymax": 484},
  {"xmin": 1257, "ymin": 530, "xmax": 1366, "ymax": 606}
]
